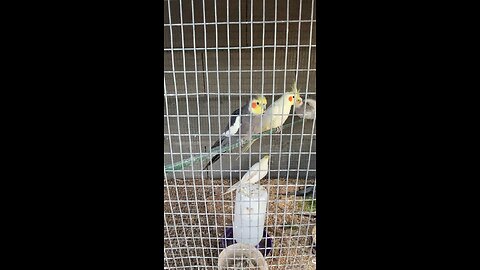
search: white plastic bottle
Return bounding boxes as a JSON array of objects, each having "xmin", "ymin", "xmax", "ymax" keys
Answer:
[{"xmin": 233, "ymin": 184, "xmax": 268, "ymax": 246}]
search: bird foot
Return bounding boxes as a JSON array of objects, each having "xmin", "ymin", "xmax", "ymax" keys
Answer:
[{"xmin": 275, "ymin": 126, "xmax": 282, "ymax": 134}]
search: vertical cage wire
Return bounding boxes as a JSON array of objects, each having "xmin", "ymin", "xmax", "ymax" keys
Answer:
[{"xmin": 164, "ymin": 0, "xmax": 316, "ymax": 269}]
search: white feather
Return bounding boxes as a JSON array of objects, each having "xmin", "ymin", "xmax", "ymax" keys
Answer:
[
  {"xmin": 261, "ymin": 95, "xmax": 293, "ymax": 131},
  {"xmin": 224, "ymin": 156, "xmax": 270, "ymax": 194},
  {"xmin": 222, "ymin": 115, "xmax": 241, "ymax": 137}
]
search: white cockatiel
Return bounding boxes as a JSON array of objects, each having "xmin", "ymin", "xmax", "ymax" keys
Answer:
[
  {"xmin": 294, "ymin": 98, "xmax": 316, "ymax": 120},
  {"xmin": 224, "ymin": 155, "xmax": 270, "ymax": 195},
  {"xmin": 239, "ymin": 82, "xmax": 303, "ymax": 153},
  {"xmin": 260, "ymin": 83, "xmax": 303, "ymax": 133}
]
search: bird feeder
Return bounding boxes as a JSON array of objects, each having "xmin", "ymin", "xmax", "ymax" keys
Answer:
[{"xmin": 233, "ymin": 184, "xmax": 268, "ymax": 246}]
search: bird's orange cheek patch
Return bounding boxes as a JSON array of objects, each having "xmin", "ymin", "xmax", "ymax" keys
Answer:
[
  {"xmin": 289, "ymin": 96, "xmax": 293, "ymax": 102},
  {"xmin": 252, "ymin": 102, "xmax": 257, "ymax": 108}
]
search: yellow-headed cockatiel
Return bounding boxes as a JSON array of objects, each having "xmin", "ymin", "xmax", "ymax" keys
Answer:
[
  {"xmin": 203, "ymin": 96, "xmax": 268, "ymax": 170},
  {"xmin": 239, "ymin": 82, "xmax": 303, "ymax": 153}
]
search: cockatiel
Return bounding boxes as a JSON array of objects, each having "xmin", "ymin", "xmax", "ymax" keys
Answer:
[
  {"xmin": 294, "ymin": 98, "xmax": 316, "ymax": 120},
  {"xmin": 239, "ymin": 82, "xmax": 303, "ymax": 153},
  {"xmin": 260, "ymin": 82, "xmax": 303, "ymax": 133},
  {"xmin": 203, "ymin": 96, "xmax": 268, "ymax": 170},
  {"xmin": 224, "ymin": 155, "xmax": 270, "ymax": 195}
]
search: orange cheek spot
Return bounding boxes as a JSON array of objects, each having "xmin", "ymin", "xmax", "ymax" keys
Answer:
[
  {"xmin": 252, "ymin": 102, "xmax": 257, "ymax": 109},
  {"xmin": 289, "ymin": 96, "xmax": 293, "ymax": 102}
]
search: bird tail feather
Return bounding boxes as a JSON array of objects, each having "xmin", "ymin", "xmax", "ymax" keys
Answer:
[
  {"xmin": 235, "ymin": 139, "xmax": 258, "ymax": 160},
  {"xmin": 203, "ymin": 153, "xmax": 221, "ymax": 170},
  {"xmin": 203, "ymin": 137, "xmax": 227, "ymax": 170},
  {"xmin": 224, "ymin": 181, "xmax": 241, "ymax": 195}
]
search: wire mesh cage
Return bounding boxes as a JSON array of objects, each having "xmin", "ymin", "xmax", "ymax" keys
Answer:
[{"xmin": 164, "ymin": 0, "xmax": 316, "ymax": 269}]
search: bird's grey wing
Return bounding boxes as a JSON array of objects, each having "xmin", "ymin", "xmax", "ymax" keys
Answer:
[
  {"xmin": 203, "ymin": 107, "xmax": 243, "ymax": 170},
  {"xmin": 305, "ymin": 99, "xmax": 316, "ymax": 107},
  {"xmin": 220, "ymin": 108, "xmax": 242, "ymax": 137},
  {"xmin": 304, "ymin": 99, "xmax": 316, "ymax": 119},
  {"xmin": 250, "ymin": 114, "xmax": 264, "ymax": 135}
]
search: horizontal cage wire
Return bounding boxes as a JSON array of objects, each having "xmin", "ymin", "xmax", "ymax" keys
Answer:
[{"xmin": 164, "ymin": 0, "xmax": 316, "ymax": 269}]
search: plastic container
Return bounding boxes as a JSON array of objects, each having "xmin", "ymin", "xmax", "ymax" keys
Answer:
[
  {"xmin": 218, "ymin": 243, "xmax": 269, "ymax": 270},
  {"xmin": 233, "ymin": 184, "xmax": 268, "ymax": 246},
  {"xmin": 219, "ymin": 226, "xmax": 273, "ymax": 256}
]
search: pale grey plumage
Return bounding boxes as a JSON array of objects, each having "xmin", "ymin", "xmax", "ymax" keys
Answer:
[{"xmin": 294, "ymin": 98, "xmax": 316, "ymax": 120}]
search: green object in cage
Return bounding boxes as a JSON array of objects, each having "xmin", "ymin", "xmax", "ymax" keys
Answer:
[
  {"xmin": 164, "ymin": 119, "xmax": 304, "ymax": 172},
  {"xmin": 298, "ymin": 198, "xmax": 316, "ymax": 212}
]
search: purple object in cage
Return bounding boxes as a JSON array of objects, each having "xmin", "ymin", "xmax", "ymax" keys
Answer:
[{"xmin": 219, "ymin": 226, "xmax": 273, "ymax": 257}]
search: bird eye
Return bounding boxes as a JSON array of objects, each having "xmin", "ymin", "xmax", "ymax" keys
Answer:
[{"xmin": 256, "ymin": 101, "xmax": 259, "ymax": 105}]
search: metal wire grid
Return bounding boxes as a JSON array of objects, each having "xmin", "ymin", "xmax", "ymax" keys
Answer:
[{"xmin": 164, "ymin": 0, "xmax": 316, "ymax": 269}]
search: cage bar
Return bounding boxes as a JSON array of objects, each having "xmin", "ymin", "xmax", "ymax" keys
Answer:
[{"xmin": 164, "ymin": 0, "xmax": 316, "ymax": 268}]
